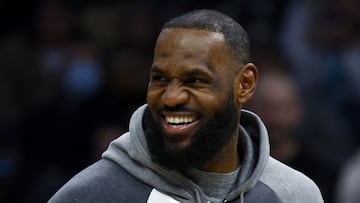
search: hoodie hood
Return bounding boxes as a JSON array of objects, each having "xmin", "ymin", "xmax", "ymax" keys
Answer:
[{"xmin": 102, "ymin": 104, "xmax": 270, "ymax": 203}]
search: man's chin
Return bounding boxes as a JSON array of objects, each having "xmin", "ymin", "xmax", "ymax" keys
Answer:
[
  {"xmin": 143, "ymin": 95, "xmax": 238, "ymax": 170},
  {"xmin": 162, "ymin": 134, "xmax": 193, "ymax": 151}
]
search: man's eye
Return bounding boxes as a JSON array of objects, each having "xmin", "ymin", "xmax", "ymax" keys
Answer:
[
  {"xmin": 152, "ymin": 76, "xmax": 167, "ymax": 81},
  {"xmin": 188, "ymin": 78, "xmax": 205, "ymax": 84}
]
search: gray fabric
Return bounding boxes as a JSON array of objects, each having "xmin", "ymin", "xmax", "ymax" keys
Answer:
[
  {"xmin": 242, "ymin": 181, "xmax": 282, "ymax": 203},
  {"xmin": 99, "ymin": 104, "xmax": 323, "ymax": 202},
  {"xmin": 48, "ymin": 159, "xmax": 153, "ymax": 203},
  {"xmin": 259, "ymin": 157, "xmax": 324, "ymax": 203},
  {"xmin": 185, "ymin": 166, "xmax": 240, "ymax": 200}
]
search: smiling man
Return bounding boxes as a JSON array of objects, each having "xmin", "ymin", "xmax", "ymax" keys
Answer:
[{"xmin": 49, "ymin": 10, "xmax": 323, "ymax": 203}]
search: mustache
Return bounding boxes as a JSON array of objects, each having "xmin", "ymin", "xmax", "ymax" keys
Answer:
[{"xmin": 157, "ymin": 105, "xmax": 197, "ymax": 113}]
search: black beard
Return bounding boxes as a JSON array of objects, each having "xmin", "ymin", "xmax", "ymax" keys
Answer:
[{"xmin": 143, "ymin": 97, "xmax": 239, "ymax": 170}]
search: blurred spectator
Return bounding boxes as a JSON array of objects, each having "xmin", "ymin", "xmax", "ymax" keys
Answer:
[
  {"xmin": 35, "ymin": 0, "xmax": 78, "ymax": 108},
  {"xmin": 336, "ymin": 149, "xmax": 360, "ymax": 203},
  {"xmin": 62, "ymin": 42, "xmax": 104, "ymax": 101},
  {"xmin": 0, "ymin": 34, "xmax": 41, "ymax": 124},
  {"xmin": 125, "ymin": 2, "xmax": 161, "ymax": 51},
  {"xmin": 80, "ymin": 2, "xmax": 126, "ymax": 49},
  {"xmin": 280, "ymin": 0, "xmax": 360, "ymax": 202},
  {"xmin": 106, "ymin": 49, "xmax": 149, "ymax": 101},
  {"xmin": 0, "ymin": 33, "xmax": 40, "ymax": 202},
  {"xmin": 34, "ymin": 1, "xmax": 75, "ymax": 47},
  {"xmin": 246, "ymin": 70, "xmax": 303, "ymax": 163}
]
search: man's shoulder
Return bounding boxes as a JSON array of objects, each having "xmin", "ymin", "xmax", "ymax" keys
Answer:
[
  {"xmin": 259, "ymin": 157, "xmax": 324, "ymax": 203},
  {"xmin": 48, "ymin": 159, "xmax": 152, "ymax": 203}
]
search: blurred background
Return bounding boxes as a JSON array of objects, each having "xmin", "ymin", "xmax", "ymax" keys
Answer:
[{"xmin": 0, "ymin": 0, "xmax": 359, "ymax": 202}]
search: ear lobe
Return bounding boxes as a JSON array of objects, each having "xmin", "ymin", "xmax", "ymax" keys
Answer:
[{"xmin": 235, "ymin": 63, "xmax": 258, "ymax": 105}]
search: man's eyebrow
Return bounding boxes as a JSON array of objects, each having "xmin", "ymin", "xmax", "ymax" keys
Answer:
[
  {"xmin": 184, "ymin": 67, "xmax": 214, "ymax": 78},
  {"xmin": 150, "ymin": 64, "xmax": 215, "ymax": 76},
  {"xmin": 150, "ymin": 65, "xmax": 164, "ymax": 74}
]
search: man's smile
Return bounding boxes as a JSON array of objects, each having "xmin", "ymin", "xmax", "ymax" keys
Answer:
[
  {"xmin": 166, "ymin": 115, "xmax": 196, "ymax": 127},
  {"xmin": 161, "ymin": 112, "xmax": 200, "ymax": 138}
]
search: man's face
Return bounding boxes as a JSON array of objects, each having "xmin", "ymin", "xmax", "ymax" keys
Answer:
[{"xmin": 144, "ymin": 28, "xmax": 239, "ymax": 169}]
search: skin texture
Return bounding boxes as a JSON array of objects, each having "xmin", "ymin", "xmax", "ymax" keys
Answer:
[{"xmin": 146, "ymin": 28, "xmax": 258, "ymax": 172}]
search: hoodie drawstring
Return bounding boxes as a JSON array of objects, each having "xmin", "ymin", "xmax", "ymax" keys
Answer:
[{"xmin": 239, "ymin": 192, "xmax": 244, "ymax": 203}]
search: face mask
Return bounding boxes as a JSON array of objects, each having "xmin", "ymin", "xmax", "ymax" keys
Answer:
[{"xmin": 63, "ymin": 58, "xmax": 103, "ymax": 99}]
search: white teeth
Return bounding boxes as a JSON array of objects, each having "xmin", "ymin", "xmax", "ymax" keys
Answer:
[
  {"xmin": 166, "ymin": 116, "xmax": 195, "ymax": 124},
  {"xmin": 175, "ymin": 117, "xmax": 180, "ymax": 123}
]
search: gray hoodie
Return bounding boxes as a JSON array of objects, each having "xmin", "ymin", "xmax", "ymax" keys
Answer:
[{"xmin": 49, "ymin": 104, "xmax": 323, "ymax": 203}]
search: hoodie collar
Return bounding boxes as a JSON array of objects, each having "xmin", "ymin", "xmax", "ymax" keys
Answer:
[{"xmin": 103, "ymin": 105, "xmax": 269, "ymax": 202}]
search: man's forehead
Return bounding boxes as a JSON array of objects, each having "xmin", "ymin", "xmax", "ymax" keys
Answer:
[
  {"xmin": 154, "ymin": 29, "xmax": 226, "ymax": 61},
  {"xmin": 153, "ymin": 28, "xmax": 231, "ymax": 73},
  {"xmin": 157, "ymin": 28, "xmax": 225, "ymax": 46}
]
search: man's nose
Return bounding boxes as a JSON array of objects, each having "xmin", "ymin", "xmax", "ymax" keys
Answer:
[{"xmin": 162, "ymin": 80, "xmax": 189, "ymax": 107}]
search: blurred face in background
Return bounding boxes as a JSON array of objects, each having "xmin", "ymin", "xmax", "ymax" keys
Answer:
[{"xmin": 246, "ymin": 72, "xmax": 303, "ymax": 161}]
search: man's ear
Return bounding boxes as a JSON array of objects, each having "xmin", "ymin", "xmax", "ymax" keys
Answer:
[{"xmin": 234, "ymin": 63, "xmax": 258, "ymax": 106}]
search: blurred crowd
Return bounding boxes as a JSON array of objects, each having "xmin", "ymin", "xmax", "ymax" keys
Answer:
[{"xmin": 0, "ymin": 0, "xmax": 359, "ymax": 202}]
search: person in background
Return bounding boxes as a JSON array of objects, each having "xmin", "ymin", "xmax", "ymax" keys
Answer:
[
  {"xmin": 336, "ymin": 149, "xmax": 360, "ymax": 203},
  {"xmin": 246, "ymin": 70, "xmax": 303, "ymax": 163}
]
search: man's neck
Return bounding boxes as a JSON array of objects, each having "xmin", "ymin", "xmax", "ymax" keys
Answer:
[{"xmin": 199, "ymin": 134, "xmax": 240, "ymax": 173}]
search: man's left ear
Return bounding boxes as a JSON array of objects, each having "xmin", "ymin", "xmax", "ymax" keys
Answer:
[{"xmin": 234, "ymin": 63, "xmax": 258, "ymax": 105}]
